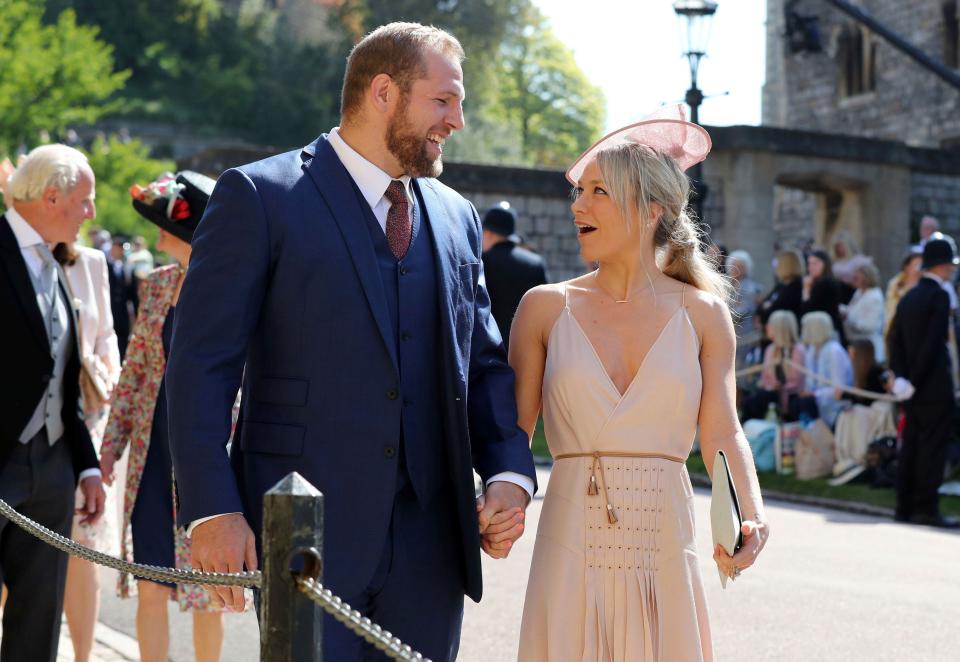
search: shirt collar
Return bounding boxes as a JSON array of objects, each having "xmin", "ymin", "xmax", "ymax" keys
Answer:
[
  {"xmin": 924, "ymin": 272, "xmax": 945, "ymax": 286},
  {"xmin": 328, "ymin": 127, "xmax": 412, "ymax": 209},
  {"xmin": 5, "ymin": 206, "xmax": 45, "ymax": 250}
]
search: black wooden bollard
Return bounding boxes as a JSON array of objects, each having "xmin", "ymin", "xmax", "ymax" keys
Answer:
[{"xmin": 260, "ymin": 472, "xmax": 324, "ymax": 662}]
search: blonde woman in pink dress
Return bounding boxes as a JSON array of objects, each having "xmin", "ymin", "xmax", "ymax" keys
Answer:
[{"xmin": 509, "ymin": 108, "xmax": 770, "ymax": 661}]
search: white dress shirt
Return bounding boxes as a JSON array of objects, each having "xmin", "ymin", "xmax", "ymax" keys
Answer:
[
  {"xmin": 6, "ymin": 207, "xmax": 100, "ymax": 482},
  {"xmin": 189, "ymin": 131, "xmax": 533, "ymax": 536}
]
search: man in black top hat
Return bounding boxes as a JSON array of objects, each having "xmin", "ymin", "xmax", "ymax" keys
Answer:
[
  {"xmin": 888, "ymin": 233, "xmax": 960, "ymax": 528},
  {"xmin": 481, "ymin": 203, "xmax": 548, "ymax": 350}
]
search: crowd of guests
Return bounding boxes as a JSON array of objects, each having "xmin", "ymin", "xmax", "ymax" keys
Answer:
[
  {"xmin": 0, "ymin": 140, "xmax": 953, "ymax": 661},
  {"xmin": 0, "ymin": 147, "xmax": 239, "ymax": 662},
  {"xmin": 728, "ymin": 221, "xmax": 960, "ymax": 528},
  {"xmin": 0, "ymin": 137, "xmax": 553, "ymax": 661}
]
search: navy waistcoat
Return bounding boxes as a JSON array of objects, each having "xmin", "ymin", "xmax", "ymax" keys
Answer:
[{"xmin": 356, "ymin": 185, "xmax": 446, "ymax": 506}]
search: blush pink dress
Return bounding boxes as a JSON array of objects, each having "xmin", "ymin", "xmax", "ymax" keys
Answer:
[{"xmin": 518, "ymin": 286, "xmax": 712, "ymax": 661}]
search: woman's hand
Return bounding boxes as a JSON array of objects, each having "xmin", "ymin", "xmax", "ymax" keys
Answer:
[
  {"xmin": 100, "ymin": 452, "xmax": 117, "ymax": 486},
  {"xmin": 713, "ymin": 518, "xmax": 770, "ymax": 581}
]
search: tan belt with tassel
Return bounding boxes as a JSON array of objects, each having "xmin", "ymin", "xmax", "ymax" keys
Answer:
[{"xmin": 553, "ymin": 451, "xmax": 686, "ymax": 525}]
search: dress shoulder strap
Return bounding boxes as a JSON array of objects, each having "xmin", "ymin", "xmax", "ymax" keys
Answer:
[
  {"xmin": 681, "ymin": 283, "xmax": 686, "ymax": 307},
  {"xmin": 564, "ymin": 282, "xmax": 571, "ymax": 308}
]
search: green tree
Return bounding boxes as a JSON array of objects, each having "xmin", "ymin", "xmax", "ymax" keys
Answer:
[
  {"xmin": 497, "ymin": 7, "xmax": 606, "ymax": 166},
  {"xmin": 0, "ymin": 0, "xmax": 129, "ymax": 153},
  {"xmin": 82, "ymin": 135, "xmax": 175, "ymax": 245}
]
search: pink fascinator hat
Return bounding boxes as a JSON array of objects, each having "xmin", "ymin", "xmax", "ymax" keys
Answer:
[{"xmin": 565, "ymin": 104, "xmax": 712, "ymax": 185}]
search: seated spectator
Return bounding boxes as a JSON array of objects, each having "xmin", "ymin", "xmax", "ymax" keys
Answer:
[
  {"xmin": 758, "ymin": 250, "xmax": 804, "ymax": 326},
  {"xmin": 832, "ymin": 340, "xmax": 896, "ymax": 483},
  {"xmin": 884, "ymin": 248, "xmax": 923, "ymax": 338},
  {"xmin": 847, "ymin": 340, "xmax": 892, "ymax": 402},
  {"xmin": 742, "ymin": 310, "xmax": 806, "ymax": 420},
  {"xmin": 843, "ymin": 261, "xmax": 886, "ymax": 362},
  {"xmin": 727, "ymin": 249, "xmax": 763, "ymax": 367},
  {"xmin": 801, "ymin": 311, "xmax": 853, "ymax": 427},
  {"xmin": 801, "ymin": 249, "xmax": 845, "ymax": 344}
]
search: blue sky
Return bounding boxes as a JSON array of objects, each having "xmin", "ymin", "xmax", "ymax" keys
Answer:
[{"xmin": 532, "ymin": 0, "xmax": 768, "ymax": 130}]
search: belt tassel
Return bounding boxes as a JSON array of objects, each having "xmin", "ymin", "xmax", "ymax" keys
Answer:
[{"xmin": 586, "ymin": 453, "xmax": 619, "ymax": 524}]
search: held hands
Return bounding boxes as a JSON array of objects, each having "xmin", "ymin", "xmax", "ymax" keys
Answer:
[
  {"xmin": 77, "ymin": 475, "xmax": 105, "ymax": 525},
  {"xmin": 100, "ymin": 452, "xmax": 117, "ymax": 486},
  {"xmin": 713, "ymin": 518, "xmax": 770, "ymax": 581},
  {"xmin": 191, "ymin": 513, "xmax": 258, "ymax": 611},
  {"xmin": 476, "ymin": 481, "xmax": 529, "ymax": 560}
]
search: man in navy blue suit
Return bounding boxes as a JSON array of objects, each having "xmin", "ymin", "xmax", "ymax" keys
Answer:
[{"xmin": 165, "ymin": 22, "xmax": 537, "ymax": 660}]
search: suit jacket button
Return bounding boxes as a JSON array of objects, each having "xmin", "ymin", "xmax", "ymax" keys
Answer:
[
  {"xmin": 384, "ymin": 446, "xmax": 396, "ymax": 459},
  {"xmin": 387, "ymin": 389, "xmax": 398, "ymax": 400}
]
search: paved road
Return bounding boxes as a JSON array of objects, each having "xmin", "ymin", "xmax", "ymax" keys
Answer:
[{"xmin": 94, "ymin": 466, "xmax": 960, "ymax": 661}]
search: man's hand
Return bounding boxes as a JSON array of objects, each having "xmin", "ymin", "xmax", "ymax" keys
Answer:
[
  {"xmin": 476, "ymin": 481, "xmax": 529, "ymax": 560},
  {"xmin": 190, "ymin": 513, "xmax": 257, "ymax": 611},
  {"xmin": 77, "ymin": 475, "xmax": 105, "ymax": 525}
]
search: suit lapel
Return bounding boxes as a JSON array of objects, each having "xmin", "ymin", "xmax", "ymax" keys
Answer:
[
  {"xmin": 0, "ymin": 215, "xmax": 48, "ymax": 351},
  {"xmin": 415, "ymin": 179, "xmax": 460, "ymax": 346},
  {"xmin": 301, "ymin": 138, "xmax": 399, "ymax": 374}
]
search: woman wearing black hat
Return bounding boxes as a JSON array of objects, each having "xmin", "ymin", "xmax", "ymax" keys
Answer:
[{"xmin": 100, "ymin": 172, "xmax": 242, "ymax": 662}]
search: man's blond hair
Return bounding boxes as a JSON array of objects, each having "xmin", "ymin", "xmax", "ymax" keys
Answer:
[{"xmin": 340, "ymin": 22, "xmax": 464, "ymax": 121}]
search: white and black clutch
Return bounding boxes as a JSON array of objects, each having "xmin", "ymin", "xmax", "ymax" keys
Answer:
[{"xmin": 710, "ymin": 450, "xmax": 743, "ymax": 589}]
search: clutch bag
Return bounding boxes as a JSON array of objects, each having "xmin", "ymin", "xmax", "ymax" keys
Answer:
[{"xmin": 710, "ymin": 450, "xmax": 743, "ymax": 589}]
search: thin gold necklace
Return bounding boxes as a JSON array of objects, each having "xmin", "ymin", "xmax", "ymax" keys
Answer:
[{"xmin": 596, "ymin": 273, "xmax": 661, "ymax": 303}]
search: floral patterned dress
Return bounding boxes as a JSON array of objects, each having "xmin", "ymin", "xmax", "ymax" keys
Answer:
[{"xmin": 100, "ymin": 264, "xmax": 218, "ymax": 610}]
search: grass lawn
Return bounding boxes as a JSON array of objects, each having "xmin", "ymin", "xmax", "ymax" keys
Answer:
[
  {"xmin": 684, "ymin": 452, "xmax": 960, "ymax": 517},
  {"xmin": 530, "ymin": 419, "xmax": 960, "ymax": 518}
]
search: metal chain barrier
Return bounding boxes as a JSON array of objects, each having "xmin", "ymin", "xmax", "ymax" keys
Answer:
[
  {"xmin": 0, "ymin": 498, "xmax": 429, "ymax": 659},
  {"xmin": 294, "ymin": 576, "xmax": 431, "ymax": 662},
  {"xmin": 0, "ymin": 497, "xmax": 261, "ymax": 587}
]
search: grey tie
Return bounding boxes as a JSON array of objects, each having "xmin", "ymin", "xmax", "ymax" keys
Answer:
[{"xmin": 34, "ymin": 244, "xmax": 61, "ymax": 346}]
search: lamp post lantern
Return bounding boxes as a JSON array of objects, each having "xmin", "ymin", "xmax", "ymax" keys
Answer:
[
  {"xmin": 673, "ymin": 0, "xmax": 718, "ymax": 125},
  {"xmin": 673, "ymin": 0, "xmax": 717, "ymax": 223}
]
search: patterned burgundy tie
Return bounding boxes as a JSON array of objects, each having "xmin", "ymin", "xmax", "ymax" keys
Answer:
[{"xmin": 384, "ymin": 180, "xmax": 412, "ymax": 260}]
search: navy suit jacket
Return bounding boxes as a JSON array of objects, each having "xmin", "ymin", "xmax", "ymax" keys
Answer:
[{"xmin": 166, "ymin": 136, "xmax": 537, "ymax": 601}]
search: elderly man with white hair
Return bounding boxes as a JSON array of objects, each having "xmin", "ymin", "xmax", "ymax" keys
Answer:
[{"xmin": 0, "ymin": 144, "xmax": 104, "ymax": 661}]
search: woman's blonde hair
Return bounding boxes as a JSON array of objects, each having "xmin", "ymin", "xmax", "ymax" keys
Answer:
[
  {"xmin": 801, "ymin": 311, "xmax": 836, "ymax": 346},
  {"xmin": 595, "ymin": 142, "xmax": 729, "ymax": 302},
  {"xmin": 767, "ymin": 310, "xmax": 799, "ymax": 348},
  {"xmin": 774, "ymin": 250, "xmax": 804, "ymax": 282}
]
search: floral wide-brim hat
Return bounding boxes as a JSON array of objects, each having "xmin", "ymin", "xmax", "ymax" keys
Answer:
[{"xmin": 130, "ymin": 171, "xmax": 215, "ymax": 244}]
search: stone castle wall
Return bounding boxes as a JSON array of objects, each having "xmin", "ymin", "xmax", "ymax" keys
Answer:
[{"xmin": 764, "ymin": 0, "xmax": 960, "ymax": 148}]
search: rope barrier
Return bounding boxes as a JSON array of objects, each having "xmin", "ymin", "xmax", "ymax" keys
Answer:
[
  {"xmin": 733, "ymin": 358, "xmax": 899, "ymax": 402},
  {"xmin": 0, "ymin": 498, "xmax": 261, "ymax": 587},
  {"xmin": 0, "ymin": 499, "xmax": 429, "ymax": 659},
  {"xmin": 294, "ymin": 576, "xmax": 431, "ymax": 661}
]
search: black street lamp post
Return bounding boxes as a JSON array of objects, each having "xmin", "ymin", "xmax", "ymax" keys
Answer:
[{"xmin": 673, "ymin": 0, "xmax": 718, "ymax": 223}]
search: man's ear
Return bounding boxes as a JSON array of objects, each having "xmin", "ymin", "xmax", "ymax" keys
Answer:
[
  {"xmin": 43, "ymin": 185, "xmax": 59, "ymax": 208},
  {"xmin": 370, "ymin": 73, "xmax": 396, "ymax": 114}
]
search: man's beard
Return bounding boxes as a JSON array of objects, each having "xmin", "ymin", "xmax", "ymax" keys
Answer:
[{"xmin": 386, "ymin": 101, "xmax": 442, "ymax": 178}]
